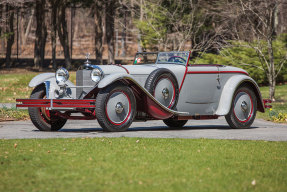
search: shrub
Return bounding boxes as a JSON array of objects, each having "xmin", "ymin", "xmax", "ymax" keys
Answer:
[
  {"xmin": 269, "ymin": 108, "xmax": 287, "ymax": 123},
  {"xmin": 191, "ymin": 37, "xmax": 287, "ymax": 86}
]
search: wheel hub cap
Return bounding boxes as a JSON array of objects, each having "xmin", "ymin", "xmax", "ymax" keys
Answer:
[
  {"xmin": 154, "ymin": 78, "xmax": 175, "ymax": 107},
  {"xmin": 115, "ymin": 102, "xmax": 124, "ymax": 114},
  {"xmin": 162, "ymin": 88, "xmax": 169, "ymax": 100},
  {"xmin": 106, "ymin": 92, "xmax": 130, "ymax": 124},
  {"xmin": 241, "ymin": 101, "xmax": 248, "ymax": 112},
  {"xmin": 233, "ymin": 91, "xmax": 253, "ymax": 122}
]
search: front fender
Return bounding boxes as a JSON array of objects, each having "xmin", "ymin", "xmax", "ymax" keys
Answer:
[
  {"xmin": 29, "ymin": 73, "xmax": 55, "ymax": 87},
  {"xmin": 96, "ymin": 73, "xmax": 188, "ymax": 119},
  {"xmin": 29, "ymin": 73, "xmax": 75, "ymax": 99},
  {"xmin": 215, "ymin": 75, "xmax": 265, "ymax": 116},
  {"xmin": 98, "ymin": 73, "xmax": 130, "ymax": 89}
]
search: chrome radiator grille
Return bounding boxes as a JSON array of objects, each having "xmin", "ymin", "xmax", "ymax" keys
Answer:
[{"xmin": 76, "ymin": 69, "xmax": 96, "ymax": 99}]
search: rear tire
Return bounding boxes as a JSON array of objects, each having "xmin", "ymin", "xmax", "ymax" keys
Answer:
[
  {"xmin": 225, "ymin": 86, "xmax": 257, "ymax": 129},
  {"xmin": 28, "ymin": 85, "xmax": 67, "ymax": 131},
  {"xmin": 96, "ymin": 83, "xmax": 136, "ymax": 132}
]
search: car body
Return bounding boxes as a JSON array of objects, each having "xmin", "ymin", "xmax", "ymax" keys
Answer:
[{"xmin": 16, "ymin": 51, "xmax": 271, "ymax": 131}]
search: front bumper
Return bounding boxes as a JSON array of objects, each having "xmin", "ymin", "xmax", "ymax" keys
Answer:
[{"xmin": 16, "ymin": 99, "xmax": 96, "ymax": 109}]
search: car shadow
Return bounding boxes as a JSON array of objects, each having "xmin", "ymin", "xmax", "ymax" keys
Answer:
[{"xmin": 55, "ymin": 124, "xmax": 259, "ymax": 133}]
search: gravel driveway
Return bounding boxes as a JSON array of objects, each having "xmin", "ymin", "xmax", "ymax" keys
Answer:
[{"xmin": 1, "ymin": 117, "xmax": 287, "ymax": 141}]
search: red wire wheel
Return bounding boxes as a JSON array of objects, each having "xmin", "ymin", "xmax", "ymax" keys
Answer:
[{"xmin": 28, "ymin": 85, "xmax": 67, "ymax": 131}]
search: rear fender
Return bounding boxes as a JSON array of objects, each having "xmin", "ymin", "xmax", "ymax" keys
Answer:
[
  {"xmin": 215, "ymin": 75, "xmax": 265, "ymax": 116},
  {"xmin": 96, "ymin": 73, "xmax": 188, "ymax": 119}
]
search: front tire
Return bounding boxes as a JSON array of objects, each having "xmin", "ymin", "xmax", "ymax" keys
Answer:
[
  {"xmin": 96, "ymin": 83, "xmax": 136, "ymax": 132},
  {"xmin": 28, "ymin": 85, "xmax": 67, "ymax": 131},
  {"xmin": 225, "ymin": 86, "xmax": 257, "ymax": 129}
]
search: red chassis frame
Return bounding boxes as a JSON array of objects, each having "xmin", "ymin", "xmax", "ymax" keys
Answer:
[
  {"xmin": 16, "ymin": 99, "xmax": 97, "ymax": 120},
  {"xmin": 16, "ymin": 98, "xmax": 272, "ymax": 121}
]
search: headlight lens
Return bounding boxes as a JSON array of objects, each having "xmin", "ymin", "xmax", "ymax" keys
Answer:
[
  {"xmin": 56, "ymin": 68, "xmax": 69, "ymax": 83},
  {"xmin": 91, "ymin": 68, "xmax": 103, "ymax": 83}
]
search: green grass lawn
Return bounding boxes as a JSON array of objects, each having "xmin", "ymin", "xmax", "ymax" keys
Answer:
[
  {"xmin": 0, "ymin": 107, "xmax": 29, "ymax": 121},
  {"xmin": 0, "ymin": 72, "xmax": 76, "ymax": 103},
  {"xmin": 0, "ymin": 138, "xmax": 286, "ymax": 192}
]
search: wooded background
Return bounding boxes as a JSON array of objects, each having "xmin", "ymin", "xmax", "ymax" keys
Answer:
[{"xmin": 0, "ymin": 0, "xmax": 287, "ymax": 100}]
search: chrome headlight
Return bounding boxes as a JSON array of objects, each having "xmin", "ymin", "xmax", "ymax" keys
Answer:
[
  {"xmin": 91, "ymin": 68, "xmax": 103, "ymax": 83},
  {"xmin": 56, "ymin": 68, "xmax": 69, "ymax": 83}
]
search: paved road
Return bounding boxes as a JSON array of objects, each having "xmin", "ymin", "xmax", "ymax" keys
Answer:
[{"xmin": 1, "ymin": 118, "xmax": 287, "ymax": 141}]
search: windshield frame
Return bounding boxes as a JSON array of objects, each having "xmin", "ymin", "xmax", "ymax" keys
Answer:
[
  {"xmin": 133, "ymin": 51, "xmax": 190, "ymax": 66},
  {"xmin": 155, "ymin": 51, "xmax": 190, "ymax": 66}
]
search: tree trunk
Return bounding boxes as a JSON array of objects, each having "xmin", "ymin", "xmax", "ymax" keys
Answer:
[
  {"xmin": 267, "ymin": 39, "xmax": 276, "ymax": 101},
  {"xmin": 5, "ymin": 5, "xmax": 14, "ymax": 68},
  {"xmin": 34, "ymin": 0, "xmax": 47, "ymax": 70},
  {"xmin": 105, "ymin": 0, "xmax": 116, "ymax": 64},
  {"xmin": 23, "ymin": 9, "xmax": 34, "ymax": 45},
  {"xmin": 57, "ymin": 2, "xmax": 71, "ymax": 70},
  {"xmin": 94, "ymin": 1, "xmax": 103, "ymax": 64},
  {"xmin": 268, "ymin": 75, "xmax": 276, "ymax": 102},
  {"xmin": 0, "ymin": 5, "xmax": 4, "ymax": 62},
  {"xmin": 121, "ymin": 6, "xmax": 127, "ymax": 57},
  {"xmin": 0, "ymin": 4, "xmax": 2, "ymax": 62},
  {"xmin": 137, "ymin": 0, "xmax": 143, "ymax": 52},
  {"xmin": 50, "ymin": 0, "xmax": 57, "ymax": 69},
  {"xmin": 267, "ymin": 2, "xmax": 277, "ymax": 102}
]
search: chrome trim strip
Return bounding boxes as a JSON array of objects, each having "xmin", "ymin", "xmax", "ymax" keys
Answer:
[
  {"xmin": 43, "ymin": 81, "xmax": 50, "ymax": 99},
  {"xmin": 67, "ymin": 86, "xmax": 94, "ymax": 88}
]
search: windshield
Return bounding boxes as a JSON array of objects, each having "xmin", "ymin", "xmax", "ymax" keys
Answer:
[
  {"xmin": 156, "ymin": 52, "xmax": 189, "ymax": 65},
  {"xmin": 134, "ymin": 52, "xmax": 158, "ymax": 65},
  {"xmin": 133, "ymin": 51, "xmax": 189, "ymax": 65}
]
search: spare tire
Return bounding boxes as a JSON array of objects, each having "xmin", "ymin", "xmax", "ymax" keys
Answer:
[{"xmin": 144, "ymin": 68, "xmax": 179, "ymax": 109}]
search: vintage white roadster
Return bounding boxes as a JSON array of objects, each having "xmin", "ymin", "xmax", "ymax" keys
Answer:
[{"xmin": 17, "ymin": 51, "xmax": 271, "ymax": 131}]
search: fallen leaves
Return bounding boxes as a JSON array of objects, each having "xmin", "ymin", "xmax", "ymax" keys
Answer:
[
  {"xmin": 14, "ymin": 143, "xmax": 17, "ymax": 148},
  {"xmin": 251, "ymin": 179, "xmax": 256, "ymax": 186}
]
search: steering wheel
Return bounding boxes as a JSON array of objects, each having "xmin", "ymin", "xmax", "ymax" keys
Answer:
[{"xmin": 167, "ymin": 56, "xmax": 186, "ymax": 64}]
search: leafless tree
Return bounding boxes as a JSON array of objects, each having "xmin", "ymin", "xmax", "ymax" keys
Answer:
[
  {"xmin": 34, "ymin": 0, "xmax": 47, "ymax": 70},
  {"xmin": 48, "ymin": 0, "xmax": 58, "ymax": 69},
  {"xmin": 222, "ymin": 0, "xmax": 287, "ymax": 101},
  {"xmin": 57, "ymin": 0, "xmax": 71, "ymax": 69},
  {"xmin": 92, "ymin": 0, "xmax": 104, "ymax": 64},
  {"xmin": 4, "ymin": 3, "xmax": 14, "ymax": 68},
  {"xmin": 106, "ymin": 0, "xmax": 117, "ymax": 64},
  {"xmin": 0, "ymin": 0, "xmax": 34, "ymax": 68},
  {"xmin": 131, "ymin": 0, "xmax": 226, "ymax": 55}
]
